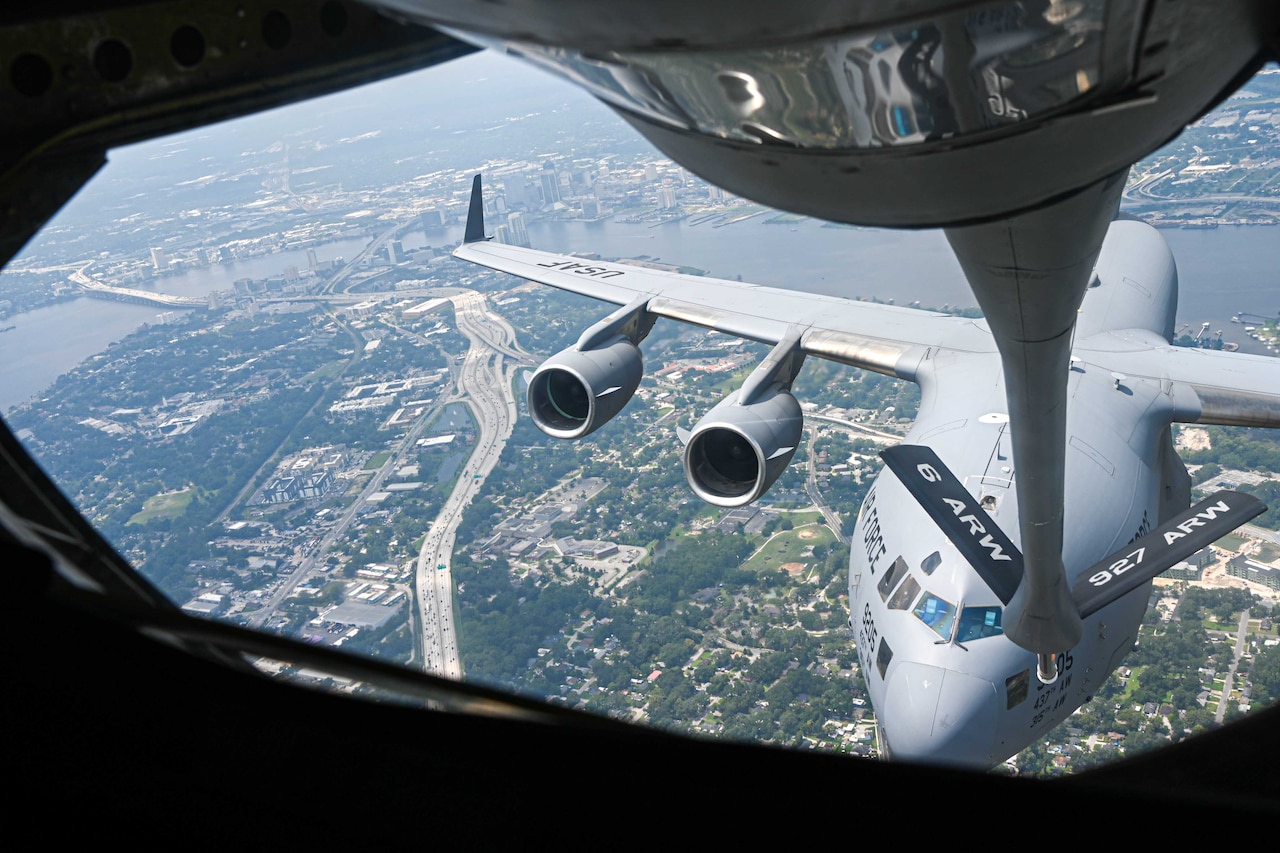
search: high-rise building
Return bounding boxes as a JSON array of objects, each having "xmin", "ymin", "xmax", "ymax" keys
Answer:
[
  {"xmin": 582, "ymin": 198, "xmax": 601, "ymax": 218},
  {"xmin": 390, "ymin": 240, "xmax": 404, "ymax": 264},
  {"xmin": 503, "ymin": 177, "xmax": 529, "ymax": 210},
  {"xmin": 657, "ymin": 186, "xmax": 677, "ymax": 209},
  {"xmin": 306, "ymin": 248, "xmax": 319, "ymax": 269},
  {"xmin": 150, "ymin": 247, "xmax": 169, "ymax": 272},
  {"xmin": 420, "ymin": 209, "xmax": 445, "ymax": 229},
  {"xmin": 506, "ymin": 212, "xmax": 530, "ymax": 248},
  {"xmin": 539, "ymin": 160, "xmax": 561, "ymax": 207},
  {"xmin": 493, "ymin": 224, "xmax": 512, "ymax": 245}
]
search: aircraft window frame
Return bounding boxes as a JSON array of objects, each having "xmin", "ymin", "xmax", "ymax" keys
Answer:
[
  {"xmin": 876, "ymin": 637, "xmax": 893, "ymax": 679},
  {"xmin": 4, "ymin": 33, "xmax": 1278, "ymax": 786},
  {"xmin": 887, "ymin": 575, "xmax": 921, "ymax": 611},
  {"xmin": 1006, "ymin": 669, "xmax": 1030, "ymax": 710},
  {"xmin": 956, "ymin": 605, "xmax": 1003, "ymax": 643},
  {"xmin": 877, "ymin": 555, "xmax": 909, "ymax": 601},
  {"xmin": 912, "ymin": 592, "xmax": 956, "ymax": 639}
]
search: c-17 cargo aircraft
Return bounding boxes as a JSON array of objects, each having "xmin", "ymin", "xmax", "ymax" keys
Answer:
[{"xmin": 455, "ymin": 175, "xmax": 1276, "ymax": 767}]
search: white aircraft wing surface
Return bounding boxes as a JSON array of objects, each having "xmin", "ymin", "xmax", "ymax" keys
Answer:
[
  {"xmin": 1078, "ymin": 330, "xmax": 1280, "ymax": 428},
  {"xmin": 453, "ymin": 239, "xmax": 994, "ymax": 381}
]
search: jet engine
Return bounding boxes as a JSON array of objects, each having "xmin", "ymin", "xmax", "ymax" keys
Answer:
[
  {"xmin": 528, "ymin": 336, "xmax": 643, "ymax": 439},
  {"xmin": 683, "ymin": 331, "xmax": 807, "ymax": 507},
  {"xmin": 528, "ymin": 297, "xmax": 655, "ymax": 440},
  {"xmin": 684, "ymin": 387, "xmax": 803, "ymax": 507}
]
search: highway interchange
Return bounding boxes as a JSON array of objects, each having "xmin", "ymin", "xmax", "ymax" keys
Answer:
[
  {"xmin": 235, "ymin": 284, "xmax": 531, "ymax": 675},
  {"xmin": 413, "ymin": 291, "xmax": 531, "ymax": 678}
]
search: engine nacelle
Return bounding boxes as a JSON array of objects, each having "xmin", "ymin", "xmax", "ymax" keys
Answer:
[
  {"xmin": 683, "ymin": 387, "xmax": 803, "ymax": 507},
  {"xmin": 528, "ymin": 336, "xmax": 643, "ymax": 439}
]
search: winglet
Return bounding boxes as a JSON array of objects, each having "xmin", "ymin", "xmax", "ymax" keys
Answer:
[{"xmin": 464, "ymin": 174, "xmax": 488, "ymax": 244}]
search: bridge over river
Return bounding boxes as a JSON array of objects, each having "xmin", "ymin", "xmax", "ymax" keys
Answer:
[{"xmin": 71, "ymin": 267, "xmax": 208, "ymax": 308}]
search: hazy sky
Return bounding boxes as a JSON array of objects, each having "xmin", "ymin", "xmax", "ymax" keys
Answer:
[{"xmin": 37, "ymin": 49, "xmax": 647, "ymax": 238}]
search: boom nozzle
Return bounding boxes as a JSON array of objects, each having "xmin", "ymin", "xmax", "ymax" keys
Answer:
[{"xmin": 1037, "ymin": 653, "xmax": 1059, "ymax": 685}]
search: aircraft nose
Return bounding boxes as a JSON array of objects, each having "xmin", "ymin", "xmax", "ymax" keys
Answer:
[{"xmin": 880, "ymin": 662, "xmax": 1000, "ymax": 769}]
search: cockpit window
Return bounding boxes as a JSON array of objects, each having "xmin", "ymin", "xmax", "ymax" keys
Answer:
[
  {"xmin": 887, "ymin": 575, "xmax": 920, "ymax": 611},
  {"xmin": 912, "ymin": 592, "xmax": 956, "ymax": 639},
  {"xmin": 957, "ymin": 606, "xmax": 1003, "ymax": 642},
  {"xmin": 876, "ymin": 637, "xmax": 893, "ymax": 679},
  {"xmin": 920, "ymin": 550, "xmax": 941, "ymax": 575},
  {"xmin": 877, "ymin": 555, "xmax": 909, "ymax": 601}
]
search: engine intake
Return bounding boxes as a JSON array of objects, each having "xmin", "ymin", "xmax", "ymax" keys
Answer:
[
  {"xmin": 684, "ymin": 387, "xmax": 803, "ymax": 507},
  {"xmin": 528, "ymin": 336, "xmax": 643, "ymax": 439}
]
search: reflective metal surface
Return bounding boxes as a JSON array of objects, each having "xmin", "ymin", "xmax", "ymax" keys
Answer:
[{"xmin": 466, "ymin": 0, "xmax": 1110, "ymax": 149}]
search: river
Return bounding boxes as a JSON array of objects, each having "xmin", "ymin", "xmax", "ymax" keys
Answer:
[{"xmin": 2, "ymin": 217, "xmax": 1276, "ymax": 414}]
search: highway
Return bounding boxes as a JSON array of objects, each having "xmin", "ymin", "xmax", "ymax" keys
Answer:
[
  {"xmin": 413, "ymin": 291, "xmax": 531, "ymax": 678},
  {"xmin": 803, "ymin": 424, "xmax": 848, "ymax": 546},
  {"xmin": 320, "ymin": 218, "xmax": 421, "ymax": 295},
  {"xmin": 1216, "ymin": 608, "xmax": 1253, "ymax": 724},
  {"xmin": 240, "ymin": 288, "xmax": 531, "ymax": 647},
  {"xmin": 246, "ymin": 392, "xmax": 439, "ymax": 630}
]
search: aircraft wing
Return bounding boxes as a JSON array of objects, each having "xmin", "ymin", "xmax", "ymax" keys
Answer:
[
  {"xmin": 453, "ymin": 177, "xmax": 993, "ymax": 382},
  {"xmin": 1078, "ymin": 331, "xmax": 1280, "ymax": 428}
]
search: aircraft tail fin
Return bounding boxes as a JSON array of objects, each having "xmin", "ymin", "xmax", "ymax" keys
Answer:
[
  {"xmin": 464, "ymin": 174, "xmax": 488, "ymax": 244},
  {"xmin": 880, "ymin": 445, "xmax": 1023, "ymax": 604},
  {"xmin": 1072, "ymin": 490, "xmax": 1265, "ymax": 618}
]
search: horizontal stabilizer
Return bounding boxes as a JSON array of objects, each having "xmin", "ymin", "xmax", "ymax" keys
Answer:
[
  {"xmin": 1072, "ymin": 490, "xmax": 1265, "ymax": 618},
  {"xmin": 880, "ymin": 445, "xmax": 1022, "ymax": 604},
  {"xmin": 464, "ymin": 173, "xmax": 488, "ymax": 244}
]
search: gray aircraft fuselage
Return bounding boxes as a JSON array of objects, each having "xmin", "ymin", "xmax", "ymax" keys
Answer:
[
  {"xmin": 851, "ymin": 220, "xmax": 1182, "ymax": 767},
  {"xmin": 455, "ymin": 177, "xmax": 1271, "ymax": 769}
]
